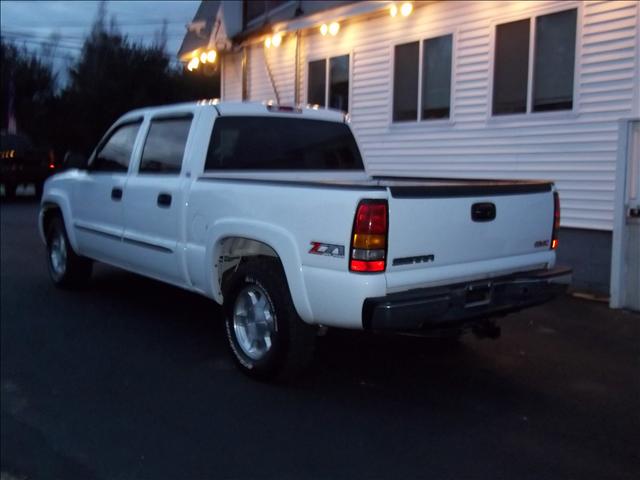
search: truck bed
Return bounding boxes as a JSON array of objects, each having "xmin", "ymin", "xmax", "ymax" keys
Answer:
[{"xmin": 199, "ymin": 171, "xmax": 552, "ymax": 195}]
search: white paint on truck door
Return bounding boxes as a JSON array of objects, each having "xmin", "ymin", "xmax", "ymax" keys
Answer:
[
  {"xmin": 120, "ymin": 174, "xmax": 185, "ymax": 284},
  {"xmin": 611, "ymin": 119, "xmax": 640, "ymax": 312},
  {"xmin": 72, "ymin": 121, "xmax": 142, "ymax": 263},
  {"xmin": 120, "ymin": 115, "xmax": 194, "ymax": 286}
]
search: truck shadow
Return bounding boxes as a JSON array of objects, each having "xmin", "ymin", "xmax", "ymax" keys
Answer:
[{"xmin": 87, "ymin": 264, "xmax": 529, "ymax": 409}]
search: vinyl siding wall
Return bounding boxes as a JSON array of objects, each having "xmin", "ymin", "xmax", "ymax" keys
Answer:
[
  {"xmin": 222, "ymin": 52, "xmax": 243, "ymax": 101},
  {"xmin": 222, "ymin": 0, "xmax": 640, "ymax": 231}
]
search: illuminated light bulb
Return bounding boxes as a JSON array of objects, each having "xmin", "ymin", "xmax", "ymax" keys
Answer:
[
  {"xmin": 390, "ymin": 4, "xmax": 398, "ymax": 17},
  {"xmin": 187, "ymin": 57, "xmax": 200, "ymax": 71},
  {"xmin": 207, "ymin": 50, "xmax": 217, "ymax": 63},
  {"xmin": 320, "ymin": 24, "xmax": 328, "ymax": 36},
  {"xmin": 200, "ymin": 52, "xmax": 208, "ymax": 63},
  {"xmin": 400, "ymin": 2, "xmax": 413, "ymax": 16},
  {"xmin": 265, "ymin": 36, "xmax": 271, "ymax": 48},
  {"xmin": 271, "ymin": 33, "xmax": 282, "ymax": 47},
  {"xmin": 329, "ymin": 22, "xmax": 340, "ymax": 36}
]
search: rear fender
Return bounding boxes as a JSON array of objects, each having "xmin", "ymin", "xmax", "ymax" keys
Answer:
[{"xmin": 205, "ymin": 218, "xmax": 314, "ymax": 323}]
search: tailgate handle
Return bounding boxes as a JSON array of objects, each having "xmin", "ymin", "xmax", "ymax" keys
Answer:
[{"xmin": 471, "ymin": 202, "xmax": 496, "ymax": 222}]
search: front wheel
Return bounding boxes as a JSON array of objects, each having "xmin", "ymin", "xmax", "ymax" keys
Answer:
[
  {"xmin": 223, "ymin": 259, "xmax": 316, "ymax": 382},
  {"xmin": 46, "ymin": 216, "xmax": 92, "ymax": 288}
]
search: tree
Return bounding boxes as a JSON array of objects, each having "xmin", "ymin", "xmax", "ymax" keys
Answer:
[
  {"xmin": 0, "ymin": 41, "xmax": 56, "ymax": 146},
  {"xmin": 3, "ymin": 1, "xmax": 219, "ymax": 157},
  {"xmin": 56, "ymin": 4, "xmax": 218, "ymax": 155}
]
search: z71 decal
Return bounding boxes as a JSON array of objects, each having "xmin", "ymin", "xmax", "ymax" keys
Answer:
[{"xmin": 309, "ymin": 242, "xmax": 345, "ymax": 258}]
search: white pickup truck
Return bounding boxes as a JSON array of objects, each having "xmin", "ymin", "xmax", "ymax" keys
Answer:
[{"xmin": 40, "ymin": 101, "xmax": 571, "ymax": 381}]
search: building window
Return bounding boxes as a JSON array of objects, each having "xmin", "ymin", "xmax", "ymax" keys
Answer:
[
  {"xmin": 393, "ymin": 34, "xmax": 453, "ymax": 122},
  {"xmin": 493, "ymin": 20, "xmax": 530, "ymax": 115},
  {"xmin": 307, "ymin": 60, "xmax": 326, "ymax": 106},
  {"xmin": 492, "ymin": 8, "xmax": 577, "ymax": 116},
  {"xmin": 306, "ymin": 54, "xmax": 350, "ymax": 112},
  {"xmin": 533, "ymin": 9, "xmax": 577, "ymax": 112},
  {"xmin": 393, "ymin": 42, "xmax": 419, "ymax": 121},
  {"xmin": 243, "ymin": 1, "xmax": 288, "ymax": 27},
  {"xmin": 422, "ymin": 35, "xmax": 453, "ymax": 119},
  {"xmin": 329, "ymin": 55, "xmax": 349, "ymax": 111}
]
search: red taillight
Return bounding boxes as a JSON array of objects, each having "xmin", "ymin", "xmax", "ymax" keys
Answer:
[
  {"xmin": 350, "ymin": 260, "xmax": 385, "ymax": 272},
  {"xmin": 551, "ymin": 191, "xmax": 560, "ymax": 250},
  {"xmin": 349, "ymin": 200, "xmax": 388, "ymax": 273},
  {"xmin": 48, "ymin": 149, "xmax": 56, "ymax": 170}
]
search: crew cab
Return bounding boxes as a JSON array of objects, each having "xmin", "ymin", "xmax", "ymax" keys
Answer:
[{"xmin": 39, "ymin": 101, "xmax": 571, "ymax": 381}]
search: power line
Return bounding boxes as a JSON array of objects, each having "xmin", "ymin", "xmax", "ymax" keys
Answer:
[
  {"xmin": 1, "ymin": 36, "xmax": 84, "ymax": 51},
  {"xmin": 1, "ymin": 19, "xmax": 188, "ymax": 30},
  {"xmin": 1, "ymin": 32, "xmax": 85, "ymax": 45},
  {"xmin": 1, "ymin": 29, "xmax": 186, "ymax": 41}
]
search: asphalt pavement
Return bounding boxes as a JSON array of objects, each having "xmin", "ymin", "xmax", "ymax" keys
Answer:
[{"xmin": 1, "ymin": 198, "xmax": 639, "ymax": 480}]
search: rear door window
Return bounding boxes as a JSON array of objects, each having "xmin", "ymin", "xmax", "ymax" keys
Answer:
[
  {"xmin": 139, "ymin": 116, "xmax": 192, "ymax": 174},
  {"xmin": 204, "ymin": 116, "xmax": 364, "ymax": 171}
]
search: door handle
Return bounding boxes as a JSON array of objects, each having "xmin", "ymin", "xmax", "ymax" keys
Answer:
[
  {"xmin": 157, "ymin": 193, "xmax": 172, "ymax": 208},
  {"xmin": 111, "ymin": 187, "xmax": 123, "ymax": 201}
]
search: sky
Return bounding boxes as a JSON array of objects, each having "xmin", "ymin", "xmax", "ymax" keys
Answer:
[{"xmin": 1, "ymin": 0, "xmax": 200, "ymax": 82}]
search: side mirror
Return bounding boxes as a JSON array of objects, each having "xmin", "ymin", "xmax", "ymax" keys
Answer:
[{"xmin": 63, "ymin": 151, "xmax": 87, "ymax": 170}]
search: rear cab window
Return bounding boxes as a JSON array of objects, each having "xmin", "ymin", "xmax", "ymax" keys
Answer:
[{"xmin": 204, "ymin": 117, "xmax": 364, "ymax": 171}]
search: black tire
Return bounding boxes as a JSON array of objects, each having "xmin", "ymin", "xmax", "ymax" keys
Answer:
[
  {"xmin": 223, "ymin": 258, "xmax": 316, "ymax": 382},
  {"xmin": 46, "ymin": 215, "xmax": 92, "ymax": 288}
]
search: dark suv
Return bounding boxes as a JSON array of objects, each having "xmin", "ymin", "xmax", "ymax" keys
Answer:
[{"xmin": 1, "ymin": 133, "xmax": 56, "ymax": 198}]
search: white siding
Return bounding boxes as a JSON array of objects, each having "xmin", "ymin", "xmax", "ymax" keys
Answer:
[
  {"xmin": 225, "ymin": 0, "xmax": 640, "ymax": 231},
  {"xmin": 222, "ymin": 52, "xmax": 243, "ymax": 101},
  {"xmin": 247, "ymin": 34, "xmax": 298, "ymax": 104}
]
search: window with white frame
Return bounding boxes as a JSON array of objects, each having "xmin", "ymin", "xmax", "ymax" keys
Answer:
[
  {"xmin": 492, "ymin": 8, "xmax": 577, "ymax": 115},
  {"xmin": 307, "ymin": 54, "xmax": 350, "ymax": 112},
  {"xmin": 392, "ymin": 34, "xmax": 453, "ymax": 122}
]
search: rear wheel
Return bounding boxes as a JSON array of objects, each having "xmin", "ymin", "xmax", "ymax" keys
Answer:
[
  {"xmin": 46, "ymin": 216, "xmax": 92, "ymax": 288},
  {"xmin": 223, "ymin": 259, "xmax": 316, "ymax": 382}
]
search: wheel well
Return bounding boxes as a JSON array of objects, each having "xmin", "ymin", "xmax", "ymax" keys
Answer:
[
  {"xmin": 41, "ymin": 203, "xmax": 62, "ymax": 236},
  {"xmin": 216, "ymin": 237, "xmax": 281, "ymax": 297}
]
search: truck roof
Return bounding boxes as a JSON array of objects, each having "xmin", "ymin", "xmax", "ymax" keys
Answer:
[{"xmin": 123, "ymin": 100, "xmax": 346, "ymax": 123}]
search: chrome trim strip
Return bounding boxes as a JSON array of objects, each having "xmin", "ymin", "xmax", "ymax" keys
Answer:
[{"xmin": 74, "ymin": 224, "xmax": 172, "ymax": 253}]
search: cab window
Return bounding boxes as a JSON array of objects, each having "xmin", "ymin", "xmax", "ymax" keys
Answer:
[
  {"xmin": 139, "ymin": 116, "xmax": 192, "ymax": 174},
  {"xmin": 90, "ymin": 121, "xmax": 141, "ymax": 172},
  {"xmin": 204, "ymin": 117, "xmax": 364, "ymax": 170}
]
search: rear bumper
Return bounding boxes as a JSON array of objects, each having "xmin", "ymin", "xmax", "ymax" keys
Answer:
[{"xmin": 363, "ymin": 266, "xmax": 572, "ymax": 331}]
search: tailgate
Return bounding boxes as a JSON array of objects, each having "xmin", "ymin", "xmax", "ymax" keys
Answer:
[{"xmin": 384, "ymin": 179, "xmax": 555, "ymax": 281}]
